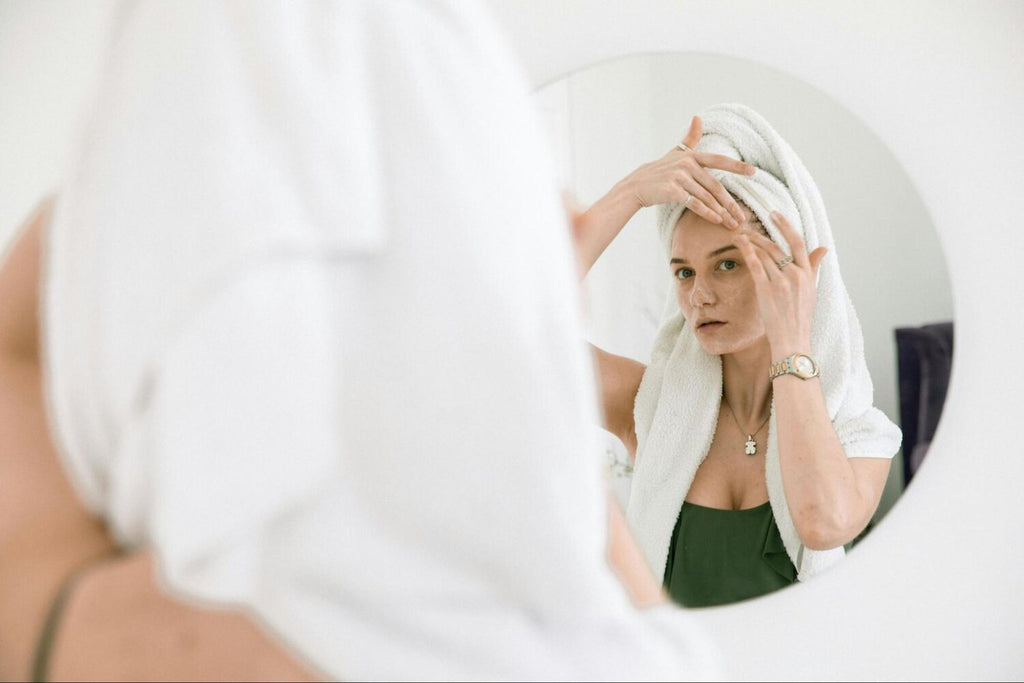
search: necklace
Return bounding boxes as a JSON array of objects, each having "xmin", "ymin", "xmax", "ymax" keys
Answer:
[{"xmin": 723, "ymin": 398, "xmax": 771, "ymax": 456}]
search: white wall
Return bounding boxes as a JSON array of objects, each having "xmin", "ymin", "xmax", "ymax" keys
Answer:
[{"xmin": 532, "ymin": 51, "xmax": 955, "ymax": 520}]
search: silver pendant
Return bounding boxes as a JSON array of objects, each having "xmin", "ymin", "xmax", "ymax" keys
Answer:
[{"xmin": 745, "ymin": 435, "xmax": 757, "ymax": 456}]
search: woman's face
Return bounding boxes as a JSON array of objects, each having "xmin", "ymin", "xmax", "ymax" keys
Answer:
[{"xmin": 671, "ymin": 206, "xmax": 766, "ymax": 355}]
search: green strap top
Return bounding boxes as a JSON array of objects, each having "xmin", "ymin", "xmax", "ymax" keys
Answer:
[{"xmin": 663, "ymin": 500, "xmax": 797, "ymax": 608}]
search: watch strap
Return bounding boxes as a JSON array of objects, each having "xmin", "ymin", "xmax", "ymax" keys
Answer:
[{"xmin": 769, "ymin": 353, "xmax": 819, "ymax": 381}]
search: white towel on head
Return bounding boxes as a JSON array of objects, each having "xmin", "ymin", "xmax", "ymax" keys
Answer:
[{"xmin": 627, "ymin": 103, "xmax": 902, "ymax": 582}]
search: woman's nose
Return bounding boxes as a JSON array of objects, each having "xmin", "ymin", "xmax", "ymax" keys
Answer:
[{"xmin": 689, "ymin": 277, "xmax": 715, "ymax": 308}]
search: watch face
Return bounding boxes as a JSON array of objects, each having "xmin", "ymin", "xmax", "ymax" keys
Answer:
[{"xmin": 795, "ymin": 355, "xmax": 815, "ymax": 375}]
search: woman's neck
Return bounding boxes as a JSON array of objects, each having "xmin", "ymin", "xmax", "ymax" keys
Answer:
[{"xmin": 721, "ymin": 338, "xmax": 773, "ymax": 424}]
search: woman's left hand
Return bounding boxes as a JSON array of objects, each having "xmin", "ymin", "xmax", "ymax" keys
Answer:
[{"xmin": 732, "ymin": 211, "xmax": 827, "ymax": 355}]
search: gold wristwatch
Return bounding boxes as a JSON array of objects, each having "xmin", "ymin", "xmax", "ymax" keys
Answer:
[{"xmin": 769, "ymin": 353, "xmax": 820, "ymax": 381}]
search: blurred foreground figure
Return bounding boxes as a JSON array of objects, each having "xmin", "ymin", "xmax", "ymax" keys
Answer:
[{"xmin": 0, "ymin": 1, "xmax": 719, "ymax": 680}]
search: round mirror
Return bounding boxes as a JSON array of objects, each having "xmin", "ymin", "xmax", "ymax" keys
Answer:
[
  {"xmin": 493, "ymin": 3, "xmax": 1024, "ymax": 676},
  {"xmin": 532, "ymin": 51, "xmax": 954, "ymax": 569}
]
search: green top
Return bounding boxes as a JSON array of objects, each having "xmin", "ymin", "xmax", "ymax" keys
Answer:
[{"xmin": 663, "ymin": 500, "xmax": 797, "ymax": 608}]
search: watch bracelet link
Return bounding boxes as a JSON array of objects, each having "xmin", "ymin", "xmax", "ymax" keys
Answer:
[
  {"xmin": 769, "ymin": 356, "xmax": 793, "ymax": 381},
  {"xmin": 769, "ymin": 353, "xmax": 819, "ymax": 381}
]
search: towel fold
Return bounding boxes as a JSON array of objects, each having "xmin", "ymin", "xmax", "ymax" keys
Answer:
[{"xmin": 627, "ymin": 103, "xmax": 902, "ymax": 582}]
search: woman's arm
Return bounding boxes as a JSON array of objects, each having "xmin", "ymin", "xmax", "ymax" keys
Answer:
[
  {"xmin": 770, "ymin": 370, "xmax": 891, "ymax": 550},
  {"xmin": 605, "ymin": 493, "xmax": 666, "ymax": 608},
  {"xmin": 733, "ymin": 214, "xmax": 891, "ymax": 550},
  {"xmin": 0, "ymin": 200, "xmax": 318, "ymax": 681}
]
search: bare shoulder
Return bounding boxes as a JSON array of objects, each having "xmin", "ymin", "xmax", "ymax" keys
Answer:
[
  {"xmin": 0, "ymin": 196, "xmax": 53, "ymax": 360},
  {"xmin": 591, "ymin": 345, "xmax": 646, "ymax": 459}
]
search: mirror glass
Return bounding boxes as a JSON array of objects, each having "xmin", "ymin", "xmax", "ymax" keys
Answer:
[{"xmin": 532, "ymin": 51, "xmax": 954, "ymax": 545}]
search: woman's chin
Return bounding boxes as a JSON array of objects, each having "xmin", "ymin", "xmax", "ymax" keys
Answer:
[{"xmin": 692, "ymin": 325, "xmax": 768, "ymax": 357}]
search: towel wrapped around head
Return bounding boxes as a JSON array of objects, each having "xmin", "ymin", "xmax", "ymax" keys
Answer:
[{"xmin": 627, "ymin": 103, "xmax": 902, "ymax": 582}]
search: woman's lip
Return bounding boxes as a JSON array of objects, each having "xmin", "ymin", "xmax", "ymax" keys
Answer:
[{"xmin": 697, "ymin": 322, "xmax": 726, "ymax": 332}]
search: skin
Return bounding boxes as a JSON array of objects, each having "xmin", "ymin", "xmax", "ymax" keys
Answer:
[{"xmin": 577, "ymin": 117, "xmax": 891, "ymax": 553}]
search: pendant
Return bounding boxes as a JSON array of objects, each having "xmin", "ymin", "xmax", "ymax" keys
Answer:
[{"xmin": 745, "ymin": 435, "xmax": 757, "ymax": 456}]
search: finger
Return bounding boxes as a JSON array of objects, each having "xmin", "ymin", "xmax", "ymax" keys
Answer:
[
  {"xmin": 742, "ymin": 230, "xmax": 788, "ymax": 265},
  {"xmin": 733, "ymin": 234, "xmax": 773, "ymax": 289},
  {"xmin": 689, "ymin": 164, "xmax": 744, "ymax": 227},
  {"xmin": 693, "ymin": 152, "xmax": 757, "ymax": 177},
  {"xmin": 753, "ymin": 242, "xmax": 782, "ymax": 284},
  {"xmin": 681, "ymin": 195, "xmax": 724, "ymax": 225},
  {"xmin": 681, "ymin": 115, "xmax": 702, "ymax": 150},
  {"xmin": 770, "ymin": 211, "xmax": 809, "ymax": 267},
  {"xmin": 677, "ymin": 176, "xmax": 724, "ymax": 218},
  {"xmin": 740, "ymin": 231, "xmax": 788, "ymax": 285},
  {"xmin": 808, "ymin": 246, "xmax": 828, "ymax": 277}
]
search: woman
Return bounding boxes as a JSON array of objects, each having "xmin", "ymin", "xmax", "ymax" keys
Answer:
[
  {"xmin": 573, "ymin": 104, "xmax": 901, "ymax": 608},
  {"xmin": 0, "ymin": 3, "xmax": 722, "ymax": 680}
]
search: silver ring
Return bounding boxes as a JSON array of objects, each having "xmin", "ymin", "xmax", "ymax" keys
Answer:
[
  {"xmin": 776, "ymin": 255, "xmax": 794, "ymax": 270},
  {"xmin": 682, "ymin": 193, "xmax": 693, "ymax": 207},
  {"xmin": 677, "ymin": 142, "xmax": 691, "ymax": 152}
]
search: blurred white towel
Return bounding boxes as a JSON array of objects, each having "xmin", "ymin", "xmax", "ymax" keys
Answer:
[{"xmin": 43, "ymin": 1, "xmax": 721, "ymax": 680}]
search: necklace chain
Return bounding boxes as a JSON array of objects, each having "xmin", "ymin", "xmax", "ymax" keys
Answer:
[{"xmin": 723, "ymin": 398, "xmax": 771, "ymax": 456}]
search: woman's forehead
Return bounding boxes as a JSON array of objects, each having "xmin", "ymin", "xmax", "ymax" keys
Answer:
[{"xmin": 670, "ymin": 217, "xmax": 735, "ymax": 258}]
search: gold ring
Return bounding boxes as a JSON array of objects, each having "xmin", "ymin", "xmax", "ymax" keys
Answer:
[{"xmin": 776, "ymin": 255, "xmax": 794, "ymax": 270}]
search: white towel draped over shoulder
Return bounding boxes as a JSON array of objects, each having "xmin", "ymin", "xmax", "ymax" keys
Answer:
[
  {"xmin": 43, "ymin": 2, "xmax": 721, "ymax": 680},
  {"xmin": 628, "ymin": 103, "xmax": 902, "ymax": 584}
]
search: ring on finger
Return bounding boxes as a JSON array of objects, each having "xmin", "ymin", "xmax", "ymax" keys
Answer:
[
  {"xmin": 682, "ymin": 193, "xmax": 693, "ymax": 207},
  {"xmin": 776, "ymin": 255, "xmax": 794, "ymax": 270},
  {"xmin": 677, "ymin": 142, "xmax": 691, "ymax": 153}
]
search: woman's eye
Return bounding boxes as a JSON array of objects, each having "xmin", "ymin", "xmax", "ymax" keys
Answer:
[
  {"xmin": 674, "ymin": 267, "xmax": 694, "ymax": 280},
  {"xmin": 717, "ymin": 259, "xmax": 738, "ymax": 272}
]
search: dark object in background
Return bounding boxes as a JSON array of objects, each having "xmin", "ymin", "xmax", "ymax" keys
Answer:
[{"xmin": 894, "ymin": 321, "xmax": 954, "ymax": 486}]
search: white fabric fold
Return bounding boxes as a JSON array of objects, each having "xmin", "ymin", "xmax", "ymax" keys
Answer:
[
  {"xmin": 43, "ymin": 2, "xmax": 724, "ymax": 679},
  {"xmin": 628, "ymin": 103, "xmax": 902, "ymax": 583}
]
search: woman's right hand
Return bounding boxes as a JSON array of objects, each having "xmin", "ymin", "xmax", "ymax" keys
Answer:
[
  {"xmin": 627, "ymin": 115, "xmax": 755, "ymax": 229},
  {"xmin": 571, "ymin": 115, "xmax": 756, "ymax": 278}
]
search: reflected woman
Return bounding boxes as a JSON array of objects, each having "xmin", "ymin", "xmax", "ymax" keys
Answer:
[{"xmin": 572, "ymin": 103, "xmax": 901, "ymax": 608}]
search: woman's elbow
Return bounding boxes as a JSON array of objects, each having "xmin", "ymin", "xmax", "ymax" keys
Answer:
[{"xmin": 793, "ymin": 506, "xmax": 862, "ymax": 551}]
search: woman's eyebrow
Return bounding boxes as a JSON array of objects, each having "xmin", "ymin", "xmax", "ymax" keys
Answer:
[{"xmin": 669, "ymin": 245, "xmax": 738, "ymax": 265}]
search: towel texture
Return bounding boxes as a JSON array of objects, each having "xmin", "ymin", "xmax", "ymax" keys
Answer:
[{"xmin": 627, "ymin": 103, "xmax": 901, "ymax": 582}]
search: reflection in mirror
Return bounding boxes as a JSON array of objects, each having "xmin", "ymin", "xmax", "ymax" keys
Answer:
[{"xmin": 532, "ymin": 52, "xmax": 954, "ymax": 607}]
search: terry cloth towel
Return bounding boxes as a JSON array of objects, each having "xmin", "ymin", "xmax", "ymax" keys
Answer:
[{"xmin": 627, "ymin": 103, "xmax": 902, "ymax": 583}]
